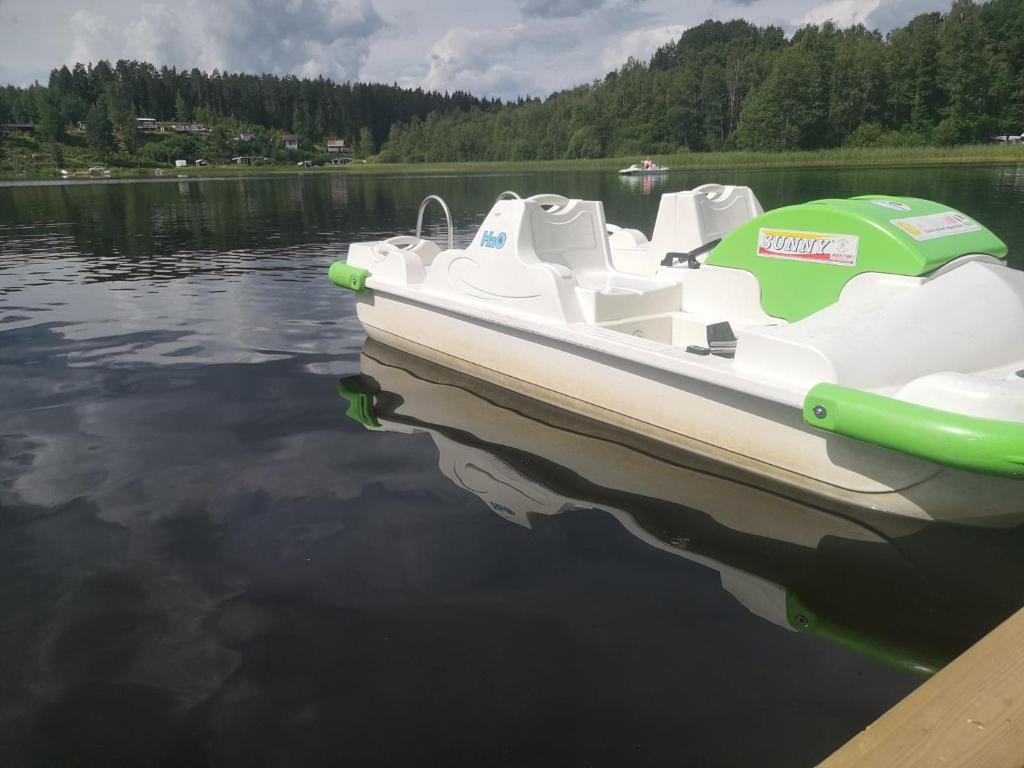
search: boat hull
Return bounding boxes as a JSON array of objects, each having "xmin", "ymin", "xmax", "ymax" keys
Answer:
[{"xmin": 354, "ymin": 291, "xmax": 1024, "ymax": 524}]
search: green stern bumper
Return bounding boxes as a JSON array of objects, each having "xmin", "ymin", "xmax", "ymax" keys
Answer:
[
  {"xmin": 786, "ymin": 592, "xmax": 941, "ymax": 677},
  {"xmin": 804, "ymin": 382, "xmax": 1024, "ymax": 479},
  {"xmin": 329, "ymin": 261, "xmax": 371, "ymax": 293}
]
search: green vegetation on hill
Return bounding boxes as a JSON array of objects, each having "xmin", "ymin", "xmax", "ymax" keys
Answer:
[{"xmin": 0, "ymin": 0, "xmax": 1022, "ymax": 178}]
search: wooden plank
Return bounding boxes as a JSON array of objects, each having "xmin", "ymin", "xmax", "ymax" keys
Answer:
[{"xmin": 821, "ymin": 606, "xmax": 1024, "ymax": 767}]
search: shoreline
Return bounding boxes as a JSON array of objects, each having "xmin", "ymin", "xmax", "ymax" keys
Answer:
[{"xmin": 1, "ymin": 145, "xmax": 1022, "ymax": 182}]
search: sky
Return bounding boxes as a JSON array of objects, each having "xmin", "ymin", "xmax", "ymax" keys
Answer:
[{"xmin": 0, "ymin": 0, "xmax": 952, "ymax": 99}]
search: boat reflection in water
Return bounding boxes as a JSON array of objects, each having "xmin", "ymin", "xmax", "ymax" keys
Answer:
[
  {"xmin": 341, "ymin": 340, "xmax": 1024, "ymax": 678},
  {"xmin": 618, "ymin": 171, "xmax": 668, "ymax": 196}
]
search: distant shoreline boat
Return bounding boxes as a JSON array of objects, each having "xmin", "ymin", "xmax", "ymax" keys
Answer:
[{"xmin": 619, "ymin": 162, "xmax": 669, "ymax": 175}]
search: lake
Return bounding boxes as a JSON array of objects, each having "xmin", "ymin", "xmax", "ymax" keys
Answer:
[{"xmin": 2, "ymin": 166, "xmax": 1024, "ymax": 767}]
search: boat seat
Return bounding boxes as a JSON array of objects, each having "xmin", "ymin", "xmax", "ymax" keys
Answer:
[
  {"xmin": 521, "ymin": 197, "xmax": 684, "ymax": 322},
  {"xmin": 528, "ymin": 198, "xmax": 616, "ymax": 275},
  {"xmin": 574, "ymin": 273, "xmax": 681, "ymax": 324},
  {"xmin": 648, "ymin": 184, "xmax": 763, "ymax": 263}
]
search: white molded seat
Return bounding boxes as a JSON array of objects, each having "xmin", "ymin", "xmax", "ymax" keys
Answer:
[
  {"xmin": 573, "ymin": 272, "xmax": 681, "ymax": 323},
  {"xmin": 649, "ymin": 184, "xmax": 763, "ymax": 261},
  {"xmin": 525, "ymin": 198, "xmax": 682, "ymax": 322},
  {"xmin": 528, "ymin": 198, "xmax": 615, "ymax": 275}
]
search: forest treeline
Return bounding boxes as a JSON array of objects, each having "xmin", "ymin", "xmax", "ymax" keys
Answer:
[
  {"xmin": 1, "ymin": 0, "xmax": 1022, "ymax": 166},
  {"xmin": 0, "ymin": 60, "xmax": 497, "ymax": 163}
]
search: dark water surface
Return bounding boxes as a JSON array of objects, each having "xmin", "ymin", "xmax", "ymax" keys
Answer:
[{"xmin": 2, "ymin": 167, "xmax": 1024, "ymax": 767}]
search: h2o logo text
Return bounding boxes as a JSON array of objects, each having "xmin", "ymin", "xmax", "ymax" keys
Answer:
[{"xmin": 481, "ymin": 230, "xmax": 507, "ymax": 249}]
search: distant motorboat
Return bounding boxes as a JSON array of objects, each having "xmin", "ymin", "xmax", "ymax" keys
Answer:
[{"xmin": 619, "ymin": 162, "xmax": 668, "ymax": 175}]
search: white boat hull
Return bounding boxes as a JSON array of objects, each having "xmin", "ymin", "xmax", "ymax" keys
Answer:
[
  {"xmin": 355, "ymin": 291, "xmax": 1024, "ymax": 525},
  {"xmin": 619, "ymin": 168, "xmax": 668, "ymax": 176}
]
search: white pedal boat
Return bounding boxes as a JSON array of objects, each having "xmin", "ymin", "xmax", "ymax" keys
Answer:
[{"xmin": 329, "ymin": 185, "xmax": 1024, "ymax": 522}]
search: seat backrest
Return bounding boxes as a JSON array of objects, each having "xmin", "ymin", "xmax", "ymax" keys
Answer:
[
  {"xmin": 649, "ymin": 185, "xmax": 763, "ymax": 259},
  {"xmin": 526, "ymin": 198, "xmax": 614, "ymax": 275}
]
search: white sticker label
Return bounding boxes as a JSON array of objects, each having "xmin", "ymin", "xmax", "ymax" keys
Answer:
[
  {"xmin": 891, "ymin": 212, "xmax": 980, "ymax": 241},
  {"xmin": 872, "ymin": 200, "xmax": 912, "ymax": 212},
  {"xmin": 757, "ymin": 228, "xmax": 858, "ymax": 266}
]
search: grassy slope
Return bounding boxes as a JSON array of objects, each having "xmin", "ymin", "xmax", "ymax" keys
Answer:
[{"xmin": 2, "ymin": 132, "xmax": 1022, "ymax": 181}]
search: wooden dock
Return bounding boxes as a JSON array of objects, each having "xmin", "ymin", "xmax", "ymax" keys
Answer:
[{"xmin": 821, "ymin": 606, "xmax": 1024, "ymax": 767}]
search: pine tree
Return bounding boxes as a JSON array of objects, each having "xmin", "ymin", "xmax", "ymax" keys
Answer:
[
  {"xmin": 85, "ymin": 103, "xmax": 115, "ymax": 157},
  {"xmin": 175, "ymin": 92, "xmax": 189, "ymax": 121},
  {"xmin": 357, "ymin": 126, "xmax": 375, "ymax": 157}
]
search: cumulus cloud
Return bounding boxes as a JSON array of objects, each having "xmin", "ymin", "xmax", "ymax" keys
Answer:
[
  {"xmin": 122, "ymin": 5, "xmax": 185, "ymax": 66},
  {"xmin": 421, "ymin": 1, "xmax": 661, "ymax": 98},
  {"xmin": 601, "ymin": 24, "xmax": 686, "ymax": 68},
  {"xmin": 799, "ymin": 0, "xmax": 878, "ymax": 26},
  {"xmin": 69, "ymin": 9, "xmax": 120, "ymax": 67},
  {"xmin": 863, "ymin": 0, "xmax": 948, "ymax": 29},
  {"xmin": 423, "ymin": 22, "xmax": 584, "ymax": 97},
  {"xmin": 67, "ymin": 0, "xmax": 385, "ymax": 81},
  {"xmin": 797, "ymin": 0, "xmax": 946, "ymax": 29},
  {"xmin": 517, "ymin": 0, "xmax": 608, "ymax": 18}
]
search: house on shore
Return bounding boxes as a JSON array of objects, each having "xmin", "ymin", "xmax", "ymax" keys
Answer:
[
  {"xmin": 231, "ymin": 156, "xmax": 252, "ymax": 165},
  {"xmin": 172, "ymin": 123, "xmax": 212, "ymax": 134},
  {"xmin": 136, "ymin": 117, "xmax": 157, "ymax": 131},
  {"xmin": 282, "ymin": 133, "xmax": 299, "ymax": 150},
  {"xmin": 326, "ymin": 138, "xmax": 350, "ymax": 154},
  {"xmin": 195, "ymin": 159, "xmax": 210, "ymax": 167}
]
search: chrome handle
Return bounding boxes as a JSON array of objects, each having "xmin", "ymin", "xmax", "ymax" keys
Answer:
[{"xmin": 416, "ymin": 195, "xmax": 454, "ymax": 250}]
